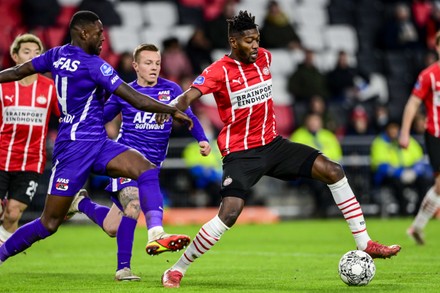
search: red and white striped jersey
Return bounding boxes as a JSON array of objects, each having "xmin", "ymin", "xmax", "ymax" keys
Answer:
[
  {"xmin": 0, "ymin": 74, "xmax": 60, "ymax": 173},
  {"xmin": 191, "ymin": 47, "xmax": 278, "ymax": 156},
  {"xmin": 412, "ymin": 63, "xmax": 440, "ymax": 137}
]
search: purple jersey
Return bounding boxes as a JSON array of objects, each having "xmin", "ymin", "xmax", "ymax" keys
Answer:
[
  {"xmin": 32, "ymin": 44, "xmax": 123, "ymax": 143},
  {"xmin": 104, "ymin": 77, "xmax": 207, "ymax": 166}
]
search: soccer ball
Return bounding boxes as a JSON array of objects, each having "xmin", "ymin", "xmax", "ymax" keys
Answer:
[{"xmin": 338, "ymin": 250, "xmax": 375, "ymax": 286}]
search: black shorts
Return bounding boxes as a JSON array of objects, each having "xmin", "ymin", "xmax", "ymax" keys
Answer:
[
  {"xmin": 424, "ymin": 132, "xmax": 440, "ymax": 173},
  {"xmin": 0, "ymin": 171, "xmax": 41, "ymax": 205},
  {"xmin": 220, "ymin": 136, "xmax": 320, "ymax": 199}
]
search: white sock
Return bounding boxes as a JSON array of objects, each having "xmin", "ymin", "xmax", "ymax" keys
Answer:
[
  {"xmin": 412, "ymin": 187, "xmax": 440, "ymax": 230},
  {"xmin": 172, "ymin": 215, "xmax": 229, "ymax": 274},
  {"xmin": 148, "ymin": 225, "xmax": 164, "ymax": 242},
  {"xmin": 328, "ymin": 177, "xmax": 371, "ymax": 250},
  {"xmin": 0, "ymin": 225, "xmax": 12, "ymax": 242}
]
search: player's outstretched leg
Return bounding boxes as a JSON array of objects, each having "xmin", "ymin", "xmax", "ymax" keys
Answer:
[
  {"xmin": 406, "ymin": 187, "xmax": 440, "ymax": 245},
  {"xmin": 137, "ymin": 169, "xmax": 191, "ymax": 255},
  {"xmin": 161, "ymin": 215, "xmax": 229, "ymax": 288},
  {"xmin": 146, "ymin": 232, "xmax": 190, "ymax": 256},
  {"xmin": 328, "ymin": 177, "xmax": 401, "ymax": 259}
]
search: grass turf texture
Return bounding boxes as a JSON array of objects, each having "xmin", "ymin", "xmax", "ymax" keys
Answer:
[{"xmin": 0, "ymin": 218, "xmax": 439, "ymax": 292}]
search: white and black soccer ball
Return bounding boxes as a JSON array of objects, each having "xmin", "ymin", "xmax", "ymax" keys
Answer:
[{"xmin": 338, "ymin": 250, "xmax": 376, "ymax": 286}]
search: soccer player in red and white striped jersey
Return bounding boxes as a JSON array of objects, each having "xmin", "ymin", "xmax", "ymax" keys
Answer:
[
  {"xmin": 0, "ymin": 34, "xmax": 60, "ymax": 244},
  {"xmin": 161, "ymin": 10, "xmax": 401, "ymax": 288},
  {"xmin": 400, "ymin": 30, "xmax": 440, "ymax": 245}
]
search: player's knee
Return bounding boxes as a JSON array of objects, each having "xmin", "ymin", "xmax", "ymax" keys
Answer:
[
  {"xmin": 42, "ymin": 219, "xmax": 62, "ymax": 233},
  {"xmin": 219, "ymin": 209, "xmax": 240, "ymax": 227},
  {"xmin": 4, "ymin": 206, "xmax": 23, "ymax": 223},
  {"xmin": 102, "ymin": 215, "xmax": 118, "ymax": 237},
  {"xmin": 103, "ymin": 223, "xmax": 117, "ymax": 237},
  {"xmin": 135, "ymin": 162, "xmax": 156, "ymax": 178},
  {"xmin": 326, "ymin": 161, "xmax": 345, "ymax": 183}
]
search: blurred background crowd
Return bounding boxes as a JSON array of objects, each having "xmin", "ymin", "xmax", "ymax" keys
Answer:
[{"xmin": 1, "ymin": 0, "xmax": 439, "ymax": 220}]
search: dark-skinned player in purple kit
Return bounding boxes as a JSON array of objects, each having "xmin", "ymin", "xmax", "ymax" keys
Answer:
[{"xmin": 0, "ymin": 10, "xmax": 193, "ymax": 276}]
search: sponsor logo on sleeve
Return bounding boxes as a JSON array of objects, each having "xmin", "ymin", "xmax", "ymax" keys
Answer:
[
  {"xmin": 100, "ymin": 63, "xmax": 113, "ymax": 76},
  {"xmin": 111, "ymin": 75, "xmax": 119, "ymax": 84},
  {"xmin": 414, "ymin": 81, "xmax": 421, "ymax": 90},
  {"xmin": 193, "ymin": 76, "xmax": 205, "ymax": 85}
]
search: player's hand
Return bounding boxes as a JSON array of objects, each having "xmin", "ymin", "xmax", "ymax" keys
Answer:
[
  {"xmin": 199, "ymin": 141, "xmax": 211, "ymax": 156},
  {"xmin": 398, "ymin": 133, "xmax": 410, "ymax": 149},
  {"xmin": 155, "ymin": 113, "xmax": 170, "ymax": 125},
  {"xmin": 172, "ymin": 109, "xmax": 194, "ymax": 130}
]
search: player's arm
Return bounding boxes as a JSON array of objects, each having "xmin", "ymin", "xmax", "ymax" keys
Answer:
[
  {"xmin": 176, "ymin": 87, "xmax": 203, "ymax": 111},
  {"xmin": 114, "ymin": 82, "xmax": 193, "ymax": 129},
  {"xmin": 103, "ymin": 95, "xmax": 122, "ymax": 124},
  {"xmin": 399, "ymin": 94, "xmax": 422, "ymax": 149},
  {"xmin": 156, "ymin": 87, "xmax": 203, "ymax": 124},
  {"xmin": 185, "ymin": 107, "xmax": 211, "ymax": 156},
  {"xmin": 0, "ymin": 60, "xmax": 36, "ymax": 82}
]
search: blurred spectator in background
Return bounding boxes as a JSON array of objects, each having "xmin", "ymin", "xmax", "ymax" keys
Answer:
[
  {"xmin": 326, "ymin": 51, "xmax": 370, "ymax": 107},
  {"xmin": 116, "ymin": 52, "xmax": 136, "ymax": 83},
  {"xmin": 21, "ymin": 0, "xmax": 60, "ymax": 29},
  {"xmin": 423, "ymin": 1, "xmax": 440, "ymax": 50},
  {"xmin": 182, "ymin": 111, "xmax": 222, "ymax": 207},
  {"xmin": 161, "ymin": 37, "xmax": 193, "ymax": 84},
  {"xmin": 297, "ymin": 95, "xmax": 342, "ymax": 135},
  {"xmin": 345, "ymin": 105, "xmax": 375, "ymax": 136},
  {"xmin": 370, "ymin": 121, "xmax": 432, "ymax": 216},
  {"xmin": 411, "ymin": 0, "xmax": 432, "ymax": 49},
  {"xmin": 260, "ymin": 0, "xmax": 302, "ymax": 50},
  {"xmin": 381, "ymin": 2, "xmax": 421, "ymax": 50},
  {"xmin": 176, "ymin": 0, "xmax": 204, "ymax": 26},
  {"xmin": 424, "ymin": 49, "xmax": 438, "ymax": 65},
  {"xmin": 290, "ymin": 112, "xmax": 343, "ymax": 165},
  {"xmin": 372, "ymin": 103, "xmax": 391, "ymax": 133},
  {"xmin": 290, "ymin": 112, "xmax": 343, "ymax": 217},
  {"xmin": 185, "ymin": 27, "xmax": 213, "ymax": 75},
  {"xmin": 177, "ymin": 0, "xmax": 230, "ymax": 25},
  {"xmin": 77, "ymin": 0, "xmax": 121, "ymax": 27},
  {"xmin": 204, "ymin": 0, "xmax": 237, "ymax": 49},
  {"xmin": 412, "ymin": 111, "xmax": 427, "ymax": 135},
  {"xmin": 287, "ymin": 49, "xmax": 329, "ymax": 107}
]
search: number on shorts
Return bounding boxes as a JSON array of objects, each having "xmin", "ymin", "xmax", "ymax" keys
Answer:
[{"xmin": 26, "ymin": 181, "xmax": 38, "ymax": 200}]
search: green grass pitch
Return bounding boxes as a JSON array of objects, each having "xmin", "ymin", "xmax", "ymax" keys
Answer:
[{"xmin": 0, "ymin": 218, "xmax": 439, "ymax": 292}]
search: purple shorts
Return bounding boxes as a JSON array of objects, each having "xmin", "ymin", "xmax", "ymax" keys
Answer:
[
  {"xmin": 105, "ymin": 177, "xmax": 138, "ymax": 211},
  {"xmin": 48, "ymin": 139, "xmax": 130, "ymax": 196},
  {"xmin": 105, "ymin": 177, "xmax": 138, "ymax": 193}
]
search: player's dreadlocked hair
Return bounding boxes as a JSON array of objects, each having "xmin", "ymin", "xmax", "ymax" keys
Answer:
[{"xmin": 227, "ymin": 10, "xmax": 257, "ymax": 37}]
